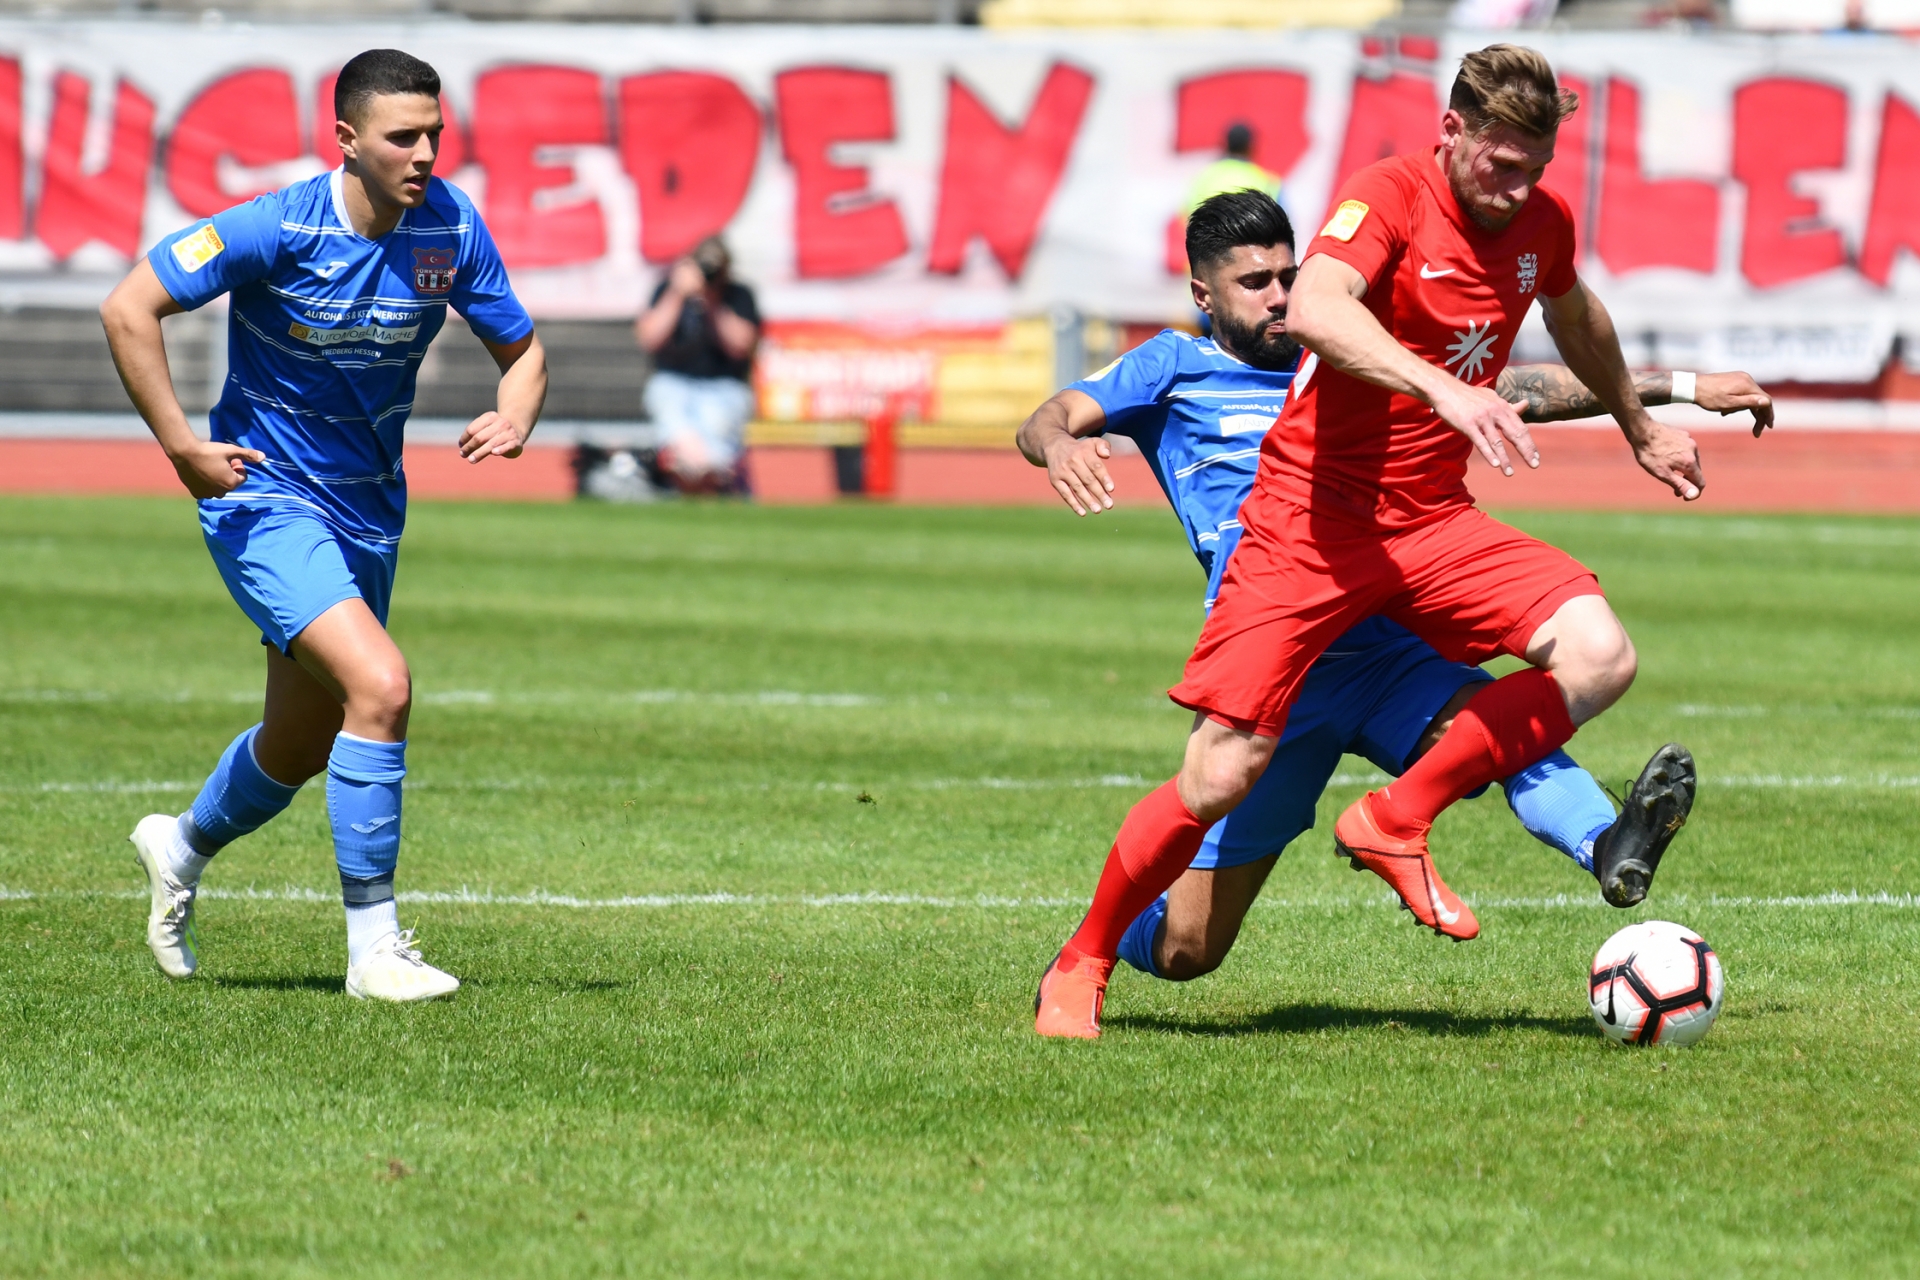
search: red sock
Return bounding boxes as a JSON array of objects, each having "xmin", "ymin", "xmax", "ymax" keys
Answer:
[
  {"xmin": 1371, "ymin": 668, "xmax": 1576, "ymax": 840},
  {"xmin": 1063, "ymin": 780, "xmax": 1211, "ymax": 964}
]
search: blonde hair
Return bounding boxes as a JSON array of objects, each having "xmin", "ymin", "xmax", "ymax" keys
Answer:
[{"xmin": 1449, "ymin": 44, "xmax": 1578, "ymax": 139}]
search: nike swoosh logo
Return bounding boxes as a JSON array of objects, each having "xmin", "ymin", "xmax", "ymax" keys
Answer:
[
  {"xmin": 1429, "ymin": 883, "xmax": 1459, "ymax": 925},
  {"xmin": 1420, "ymin": 263, "xmax": 1455, "ymax": 279},
  {"xmin": 350, "ymin": 815, "xmax": 398, "ymax": 834}
]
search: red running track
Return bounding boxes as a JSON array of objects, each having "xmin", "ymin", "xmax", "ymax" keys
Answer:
[{"xmin": 3, "ymin": 429, "xmax": 1918, "ymax": 512}]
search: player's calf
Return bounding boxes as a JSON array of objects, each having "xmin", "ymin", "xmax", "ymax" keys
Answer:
[
  {"xmin": 290, "ymin": 601, "xmax": 456, "ymax": 999},
  {"xmin": 1117, "ymin": 856, "xmax": 1276, "ymax": 981},
  {"xmin": 1502, "ymin": 749, "xmax": 1618, "ymax": 874}
]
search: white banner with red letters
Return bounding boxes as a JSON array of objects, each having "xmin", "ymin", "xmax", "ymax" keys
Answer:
[{"xmin": 0, "ymin": 21, "xmax": 1918, "ymax": 380}]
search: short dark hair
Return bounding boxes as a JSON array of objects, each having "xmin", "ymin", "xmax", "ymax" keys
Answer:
[
  {"xmin": 1185, "ymin": 189, "xmax": 1294, "ymax": 274},
  {"xmin": 335, "ymin": 49, "xmax": 441, "ymax": 127},
  {"xmin": 1224, "ymin": 122, "xmax": 1253, "ymax": 156}
]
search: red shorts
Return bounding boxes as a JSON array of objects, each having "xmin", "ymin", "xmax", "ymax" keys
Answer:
[{"xmin": 1169, "ymin": 500, "xmax": 1602, "ymax": 737}]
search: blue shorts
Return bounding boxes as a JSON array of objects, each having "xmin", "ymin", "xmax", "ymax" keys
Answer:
[
  {"xmin": 1191, "ymin": 626, "xmax": 1491, "ymax": 870},
  {"xmin": 199, "ymin": 500, "xmax": 397, "ymax": 654}
]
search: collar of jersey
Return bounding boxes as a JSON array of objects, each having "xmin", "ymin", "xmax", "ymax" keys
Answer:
[{"xmin": 329, "ymin": 166, "xmax": 413, "ymax": 244}]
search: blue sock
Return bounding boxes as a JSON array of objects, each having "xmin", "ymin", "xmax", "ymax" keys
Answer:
[
  {"xmin": 182, "ymin": 724, "xmax": 301, "ymax": 856},
  {"xmin": 327, "ymin": 733, "xmax": 405, "ymax": 905},
  {"xmin": 1116, "ymin": 894, "xmax": 1167, "ymax": 977},
  {"xmin": 1502, "ymin": 749, "xmax": 1615, "ymax": 874}
]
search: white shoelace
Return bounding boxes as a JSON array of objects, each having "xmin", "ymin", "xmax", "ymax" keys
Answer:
[
  {"xmin": 384, "ymin": 928, "xmax": 427, "ymax": 968},
  {"xmin": 159, "ymin": 877, "xmax": 194, "ymax": 936}
]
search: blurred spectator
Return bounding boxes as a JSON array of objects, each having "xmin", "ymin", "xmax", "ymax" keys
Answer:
[
  {"xmin": 1451, "ymin": 0, "xmax": 1559, "ymax": 26},
  {"xmin": 1176, "ymin": 123, "xmax": 1284, "ymax": 326},
  {"xmin": 636, "ymin": 236, "xmax": 761, "ymax": 494},
  {"xmin": 1185, "ymin": 122, "xmax": 1281, "ymax": 214}
]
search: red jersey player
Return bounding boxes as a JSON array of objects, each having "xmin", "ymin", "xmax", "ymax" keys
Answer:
[{"xmin": 1036, "ymin": 44, "xmax": 1708, "ymax": 1038}]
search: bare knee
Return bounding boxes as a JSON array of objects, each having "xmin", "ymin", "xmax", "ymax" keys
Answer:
[
  {"xmin": 1530, "ymin": 599, "xmax": 1638, "ymax": 724},
  {"xmin": 346, "ymin": 661, "xmax": 412, "ymax": 738},
  {"xmin": 1157, "ymin": 932, "xmax": 1231, "ymax": 982},
  {"xmin": 1177, "ymin": 725, "xmax": 1274, "ymax": 822},
  {"xmin": 1559, "ymin": 624, "xmax": 1636, "ymax": 721}
]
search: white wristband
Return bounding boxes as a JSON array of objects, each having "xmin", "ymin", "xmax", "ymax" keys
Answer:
[{"xmin": 1670, "ymin": 370, "xmax": 1696, "ymax": 405}]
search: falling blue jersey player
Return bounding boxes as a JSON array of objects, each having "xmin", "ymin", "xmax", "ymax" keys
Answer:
[
  {"xmin": 1019, "ymin": 190, "xmax": 1707, "ymax": 983},
  {"xmin": 101, "ymin": 49, "xmax": 547, "ymax": 1001}
]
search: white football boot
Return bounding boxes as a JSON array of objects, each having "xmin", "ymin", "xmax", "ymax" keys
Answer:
[
  {"xmin": 129, "ymin": 813, "xmax": 197, "ymax": 979},
  {"xmin": 345, "ymin": 929, "xmax": 460, "ymax": 1003}
]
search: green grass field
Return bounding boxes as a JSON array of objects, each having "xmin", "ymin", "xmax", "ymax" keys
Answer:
[{"xmin": 4, "ymin": 495, "xmax": 1919, "ymax": 1277}]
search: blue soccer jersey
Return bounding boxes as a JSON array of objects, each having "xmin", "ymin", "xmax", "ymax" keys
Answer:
[
  {"xmin": 1070, "ymin": 327, "xmax": 1412, "ymax": 653},
  {"xmin": 1072, "ymin": 329, "xmax": 1284, "ymax": 611},
  {"xmin": 149, "ymin": 169, "xmax": 532, "ymax": 544}
]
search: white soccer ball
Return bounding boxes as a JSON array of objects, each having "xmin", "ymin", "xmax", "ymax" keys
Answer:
[{"xmin": 1588, "ymin": 920, "xmax": 1724, "ymax": 1047}]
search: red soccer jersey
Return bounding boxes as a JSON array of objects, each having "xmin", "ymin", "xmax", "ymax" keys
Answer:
[{"xmin": 1255, "ymin": 149, "xmax": 1579, "ymax": 529}]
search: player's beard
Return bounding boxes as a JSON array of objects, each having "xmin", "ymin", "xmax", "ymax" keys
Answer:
[{"xmin": 1214, "ymin": 309, "xmax": 1302, "ymax": 372}]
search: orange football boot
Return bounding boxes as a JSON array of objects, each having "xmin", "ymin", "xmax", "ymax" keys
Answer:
[
  {"xmin": 1033, "ymin": 948, "xmax": 1111, "ymax": 1039},
  {"xmin": 1333, "ymin": 791, "xmax": 1479, "ymax": 940}
]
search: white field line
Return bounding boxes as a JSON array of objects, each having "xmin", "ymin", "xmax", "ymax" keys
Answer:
[{"xmin": 4, "ymin": 885, "xmax": 1920, "ymax": 912}]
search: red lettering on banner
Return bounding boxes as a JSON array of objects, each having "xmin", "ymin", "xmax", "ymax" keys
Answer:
[
  {"xmin": 1595, "ymin": 79, "xmax": 1718, "ymax": 275},
  {"xmin": 0, "ymin": 59, "xmax": 19, "ymax": 239},
  {"xmin": 775, "ymin": 67, "xmax": 908, "ymax": 279},
  {"xmin": 927, "ymin": 63, "xmax": 1093, "ymax": 278},
  {"xmin": 1733, "ymin": 78, "xmax": 1848, "ymax": 288},
  {"xmin": 472, "ymin": 65, "xmax": 607, "ymax": 268},
  {"xmin": 314, "ymin": 72, "xmax": 339, "ymax": 166},
  {"xmin": 39, "ymin": 73, "xmax": 155, "ymax": 261},
  {"xmin": 1175, "ymin": 70, "xmax": 1311, "ymax": 179},
  {"xmin": 618, "ymin": 71, "xmax": 760, "ymax": 264},
  {"xmin": 1329, "ymin": 72, "xmax": 1438, "ymax": 206},
  {"xmin": 1164, "ymin": 70, "xmax": 1310, "ymax": 274},
  {"xmin": 311, "ymin": 73, "xmax": 466, "ymax": 176},
  {"xmin": 1859, "ymin": 94, "xmax": 1920, "ymax": 288},
  {"xmin": 166, "ymin": 68, "xmax": 301, "ymax": 218},
  {"xmin": 1546, "ymin": 74, "xmax": 1591, "ymax": 258}
]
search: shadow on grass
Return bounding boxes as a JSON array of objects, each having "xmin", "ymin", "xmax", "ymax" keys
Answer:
[
  {"xmin": 208, "ymin": 974, "xmax": 341, "ymax": 994},
  {"xmin": 1107, "ymin": 1002, "xmax": 1598, "ymax": 1040}
]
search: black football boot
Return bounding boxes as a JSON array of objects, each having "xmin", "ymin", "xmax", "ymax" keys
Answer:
[{"xmin": 1592, "ymin": 743, "xmax": 1696, "ymax": 908}]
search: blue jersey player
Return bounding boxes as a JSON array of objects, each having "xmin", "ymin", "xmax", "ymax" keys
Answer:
[
  {"xmin": 101, "ymin": 50, "xmax": 547, "ymax": 1001},
  {"xmin": 1018, "ymin": 191, "xmax": 1745, "ymax": 984}
]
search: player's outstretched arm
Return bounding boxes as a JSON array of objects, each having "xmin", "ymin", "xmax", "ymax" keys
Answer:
[
  {"xmin": 1016, "ymin": 389, "xmax": 1113, "ymax": 516},
  {"xmin": 100, "ymin": 259, "xmax": 265, "ymax": 499},
  {"xmin": 1540, "ymin": 278, "xmax": 1703, "ymax": 500},
  {"xmin": 1288, "ymin": 254, "xmax": 1538, "ymax": 476},
  {"xmin": 1503, "ymin": 365, "xmax": 1775, "ymax": 436},
  {"xmin": 458, "ymin": 333, "xmax": 548, "ymax": 465}
]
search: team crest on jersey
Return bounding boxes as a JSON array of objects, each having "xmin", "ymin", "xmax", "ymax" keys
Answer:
[
  {"xmin": 1517, "ymin": 253, "xmax": 1539, "ymax": 294},
  {"xmin": 412, "ymin": 247, "xmax": 457, "ymax": 295}
]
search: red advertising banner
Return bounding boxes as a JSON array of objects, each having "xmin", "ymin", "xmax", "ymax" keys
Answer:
[{"xmin": 0, "ymin": 23, "xmax": 1916, "ymax": 379}]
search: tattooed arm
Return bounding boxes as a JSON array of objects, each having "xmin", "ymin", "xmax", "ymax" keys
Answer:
[
  {"xmin": 1500, "ymin": 364, "xmax": 1670, "ymax": 421},
  {"xmin": 1499, "ymin": 364, "xmax": 1775, "ymax": 435}
]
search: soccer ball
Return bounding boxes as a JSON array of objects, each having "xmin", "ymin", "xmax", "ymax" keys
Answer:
[{"xmin": 1588, "ymin": 920, "xmax": 1723, "ymax": 1047}]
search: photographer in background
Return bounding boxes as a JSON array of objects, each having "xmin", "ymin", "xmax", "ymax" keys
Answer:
[{"xmin": 636, "ymin": 236, "xmax": 761, "ymax": 494}]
